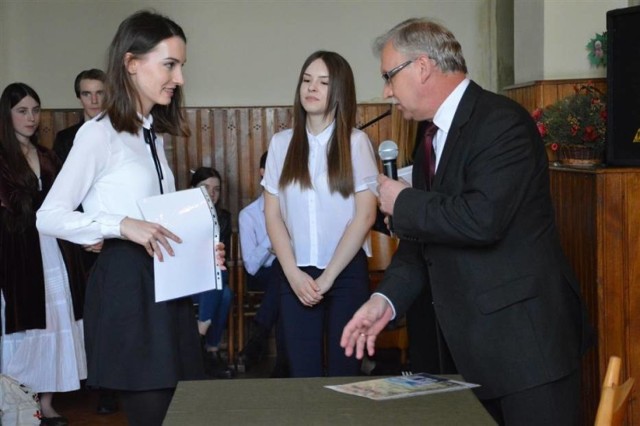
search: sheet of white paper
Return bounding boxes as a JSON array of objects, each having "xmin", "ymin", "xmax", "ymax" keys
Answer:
[
  {"xmin": 365, "ymin": 165, "xmax": 413, "ymax": 196},
  {"xmin": 138, "ymin": 188, "xmax": 222, "ymax": 302}
]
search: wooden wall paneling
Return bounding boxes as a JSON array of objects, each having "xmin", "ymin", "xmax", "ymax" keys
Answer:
[
  {"xmin": 626, "ymin": 174, "xmax": 640, "ymax": 426},
  {"xmin": 548, "ymin": 169, "xmax": 600, "ymax": 425},
  {"xmin": 503, "ymin": 78, "xmax": 607, "ymax": 113},
  {"xmin": 39, "ymin": 111, "xmax": 56, "ymax": 149},
  {"xmin": 227, "ymin": 108, "xmax": 247, "ymax": 227},
  {"xmin": 198, "ymin": 109, "xmax": 212, "ymax": 168},
  {"xmin": 549, "ymin": 167, "xmax": 640, "ymax": 425},
  {"xmin": 599, "ymin": 171, "xmax": 640, "ymax": 426},
  {"xmin": 39, "ymin": 104, "xmax": 389, "ymax": 222},
  {"xmin": 241, "ymin": 108, "xmax": 266, "ymax": 206}
]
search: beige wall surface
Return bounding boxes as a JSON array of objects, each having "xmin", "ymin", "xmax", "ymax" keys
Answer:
[
  {"xmin": 0, "ymin": 0, "xmax": 496, "ymax": 108},
  {"xmin": 514, "ymin": 0, "xmax": 628, "ymax": 84}
]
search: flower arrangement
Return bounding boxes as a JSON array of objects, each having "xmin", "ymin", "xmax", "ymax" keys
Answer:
[{"xmin": 532, "ymin": 83, "xmax": 607, "ymax": 157}]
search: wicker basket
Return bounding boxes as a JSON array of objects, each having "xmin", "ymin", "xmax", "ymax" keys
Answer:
[{"xmin": 559, "ymin": 144, "xmax": 603, "ymax": 167}]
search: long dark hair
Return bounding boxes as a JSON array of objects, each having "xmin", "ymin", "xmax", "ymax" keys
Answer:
[
  {"xmin": 190, "ymin": 166, "xmax": 222, "ymax": 204},
  {"xmin": 102, "ymin": 10, "xmax": 190, "ymax": 137},
  {"xmin": 0, "ymin": 82, "xmax": 41, "ymax": 219},
  {"xmin": 279, "ymin": 51, "xmax": 356, "ymax": 198}
]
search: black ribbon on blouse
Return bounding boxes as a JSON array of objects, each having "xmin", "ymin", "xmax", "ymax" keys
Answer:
[{"xmin": 143, "ymin": 126, "xmax": 164, "ymax": 194}]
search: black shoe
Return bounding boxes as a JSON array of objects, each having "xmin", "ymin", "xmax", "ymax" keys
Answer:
[
  {"xmin": 96, "ymin": 389, "xmax": 118, "ymax": 415},
  {"xmin": 238, "ymin": 324, "xmax": 269, "ymax": 369},
  {"xmin": 205, "ymin": 351, "xmax": 236, "ymax": 379}
]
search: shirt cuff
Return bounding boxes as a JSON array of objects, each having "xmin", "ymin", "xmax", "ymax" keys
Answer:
[
  {"xmin": 371, "ymin": 292, "xmax": 396, "ymax": 320},
  {"xmin": 95, "ymin": 213, "xmax": 127, "ymax": 239}
]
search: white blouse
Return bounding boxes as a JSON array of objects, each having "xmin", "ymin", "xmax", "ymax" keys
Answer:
[
  {"xmin": 36, "ymin": 114, "xmax": 175, "ymax": 245},
  {"xmin": 262, "ymin": 122, "xmax": 378, "ymax": 269}
]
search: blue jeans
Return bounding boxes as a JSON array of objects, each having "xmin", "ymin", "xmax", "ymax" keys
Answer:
[{"xmin": 192, "ymin": 270, "xmax": 233, "ymax": 348}]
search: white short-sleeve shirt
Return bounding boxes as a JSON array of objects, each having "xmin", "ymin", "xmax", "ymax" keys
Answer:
[{"xmin": 262, "ymin": 122, "xmax": 378, "ymax": 268}]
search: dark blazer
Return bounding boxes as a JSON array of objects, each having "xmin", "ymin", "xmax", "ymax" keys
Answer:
[
  {"xmin": 53, "ymin": 121, "xmax": 83, "ymax": 163},
  {"xmin": 378, "ymin": 81, "xmax": 593, "ymax": 399}
]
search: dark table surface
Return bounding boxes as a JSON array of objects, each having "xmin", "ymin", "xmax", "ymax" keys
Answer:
[{"xmin": 165, "ymin": 375, "xmax": 497, "ymax": 425}]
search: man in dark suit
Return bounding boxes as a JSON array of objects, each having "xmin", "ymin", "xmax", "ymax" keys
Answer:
[
  {"xmin": 341, "ymin": 18, "xmax": 593, "ymax": 425},
  {"xmin": 53, "ymin": 68, "xmax": 106, "ymax": 162}
]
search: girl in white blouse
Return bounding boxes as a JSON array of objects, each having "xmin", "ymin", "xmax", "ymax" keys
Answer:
[
  {"xmin": 36, "ymin": 11, "xmax": 216, "ymax": 425},
  {"xmin": 263, "ymin": 51, "xmax": 378, "ymax": 377}
]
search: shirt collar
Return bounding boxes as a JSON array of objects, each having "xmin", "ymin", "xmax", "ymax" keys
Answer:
[
  {"xmin": 433, "ymin": 78, "xmax": 470, "ymax": 132},
  {"xmin": 306, "ymin": 120, "xmax": 335, "ymax": 145},
  {"xmin": 140, "ymin": 113, "xmax": 154, "ymax": 130}
]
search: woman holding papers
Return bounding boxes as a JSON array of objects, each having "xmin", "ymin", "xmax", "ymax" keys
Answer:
[
  {"xmin": 190, "ymin": 167, "xmax": 235, "ymax": 379},
  {"xmin": 36, "ymin": 11, "xmax": 210, "ymax": 425},
  {"xmin": 263, "ymin": 51, "xmax": 378, "ymax": 377}
]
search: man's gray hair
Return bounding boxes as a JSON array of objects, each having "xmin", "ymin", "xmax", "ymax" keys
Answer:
[{"xmin": 373, "ymin": 18, "xmax": 467, "ymax": 74}]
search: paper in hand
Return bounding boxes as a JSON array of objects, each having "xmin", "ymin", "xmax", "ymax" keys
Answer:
[{"xmin": 138, "ymin": 187, "xmax": 223, "ymax": 302}]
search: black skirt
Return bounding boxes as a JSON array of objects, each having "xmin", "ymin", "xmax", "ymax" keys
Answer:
[{"xmin": 84, "ymin": 239, "xmax": 204, "ymax": 390}]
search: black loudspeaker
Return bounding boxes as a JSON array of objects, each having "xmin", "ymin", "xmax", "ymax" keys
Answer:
[{"xmin": 606, "ymin": 6, "xmax": 640, "ymax": 166}]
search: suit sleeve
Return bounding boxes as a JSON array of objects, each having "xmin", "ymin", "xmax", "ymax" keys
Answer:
[{"xmin": 376, "ymin": 239, "xmax": 429, "ymax": 317}]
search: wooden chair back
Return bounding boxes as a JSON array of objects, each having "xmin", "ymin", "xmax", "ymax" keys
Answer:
[
  {"xmin": 368, "ymin": 230, "xmax": 398, "ymax": 270},
  {"xmin": 367, "ymin": 230, "xmax": 408, "ymax": 364},
  {"xmin": 594, "ymin": 356, "xmax": 635, "ymax": 426}
]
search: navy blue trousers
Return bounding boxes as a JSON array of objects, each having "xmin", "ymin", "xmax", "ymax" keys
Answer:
[{"xmin": 278, "ymin": 250, "xmax": 369, "ymax": 377}]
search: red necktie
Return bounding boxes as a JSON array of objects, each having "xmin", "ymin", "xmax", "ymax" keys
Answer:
[{"xmin": 423, "ymin": 122, "xmax": 438, "ymax": 189}]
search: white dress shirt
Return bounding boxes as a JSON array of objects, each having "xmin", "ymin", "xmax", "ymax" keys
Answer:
[
  {"xmin": 36, "ymin": 114, "xmax": 175, "ymax": 244},
  {"xmin": 238, "ymin": 193, "xmax": 276, "ymax": 276},
  {"xmin": 431, "ymin": 78, "xmax": 470, "ymax": 170},
  {"xmin": 262, "ymin": 122, "xmax": 378, "ymax": 269}
]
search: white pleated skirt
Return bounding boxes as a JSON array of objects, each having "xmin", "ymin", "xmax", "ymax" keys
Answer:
[{"xmin": 1, "ymin": 233, "xmax": 87, "ymax": 393}]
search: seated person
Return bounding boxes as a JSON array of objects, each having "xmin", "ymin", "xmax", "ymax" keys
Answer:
[
  {"xmin": 238, "ymin": 152, "xmax": 287, "ymax": 377},
  {"xmin": 191, "ymin": 167, "xmax": 235, "ymax": 379}
]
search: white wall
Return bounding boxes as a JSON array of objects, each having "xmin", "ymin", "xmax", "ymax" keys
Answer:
[
  {"xmin": 514, "ymin": 0, "xmax": 628, "ymax": 84},
  {"xmin": 514, "ymin": 0, "xmax": 544, "ymax": 83},
  {"xmin": 0, "ymin": 0, "xmax": 496, "ymax": 108}
]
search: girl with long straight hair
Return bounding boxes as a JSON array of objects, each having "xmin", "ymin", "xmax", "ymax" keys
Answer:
[{"xmin": 263, "ymin": 51, "xmax": 378, "ymax": 377}]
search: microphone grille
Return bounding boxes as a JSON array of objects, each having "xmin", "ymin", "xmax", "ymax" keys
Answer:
[{"xmin": 378, "ymin": 140, "xmax": 398, "ymax": 161}]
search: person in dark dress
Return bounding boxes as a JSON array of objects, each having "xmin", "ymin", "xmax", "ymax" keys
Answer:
[
  {"xmin": 1, "ymin": 82, "xmax": 87, "ymax": 426},
  {"xmin": 36, "ymin": 11, "xmax": 223, "ymax": 426}
]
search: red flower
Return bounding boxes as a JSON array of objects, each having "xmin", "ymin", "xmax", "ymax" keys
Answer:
[
  {"xmin": 600, "ymin": 109, "xmax": 607, "ymax": 121},
  {"xmin": 582, "ymin": 125, "xmax": 599, "ymax": 142},
  {"xmin": 532, "ymin": 108, "xmax": 543, "ymax": 121},
  {"xmin": 570, "ymin": 125, "xmax": 579, "ymax": 136},
  {"xmin": 550, "ymin": 143, "xmax": 559, "ymax": 151},
  {"xmin": 536, "ymin": 122, "xmax": 547, "ymax": 138}
]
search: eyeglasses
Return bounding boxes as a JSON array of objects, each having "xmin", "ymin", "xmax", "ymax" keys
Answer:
[{"xmin": 381, "ymin": 59, "xmax": 415, "ymax": 84}]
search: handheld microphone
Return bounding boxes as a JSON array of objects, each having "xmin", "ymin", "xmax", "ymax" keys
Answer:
[
  {"xmin": 377, "ymin": 140, "xmax": 399, "ymax": 234},
  {"xmin": 378, "ymin": 140, "xmax": 398, "ymax": 179}
]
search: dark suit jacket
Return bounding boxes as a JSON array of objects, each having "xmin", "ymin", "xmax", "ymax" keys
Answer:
[
  {"xmin": 378, "ymin": 81, "xmax": 593, "ymax": 399},
  {"xmin": 53, "ymin": 121, "xmax": 83, "ymax": 163}
]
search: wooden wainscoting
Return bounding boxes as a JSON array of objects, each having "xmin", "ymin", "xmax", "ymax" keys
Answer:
[
  {"xmin": 503, "ymin": 78, "xmax": 607, "ymax": 113},
  {"xmin": 39, "ymin": 103, "xmax": 392, "ymax": 226},
  {"xmin": 549, "ymin": 166, "xmax": 640, "ymax": 426}
]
